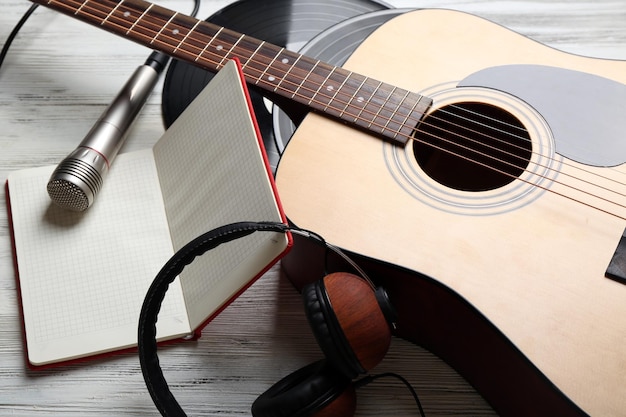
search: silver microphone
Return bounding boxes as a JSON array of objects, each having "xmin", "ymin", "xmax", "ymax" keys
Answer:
[{"xmin": 47, "ymin": 53, "xmax": 167, "ymax": 211}]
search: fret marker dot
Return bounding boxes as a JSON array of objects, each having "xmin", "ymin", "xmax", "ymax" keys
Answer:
[
  {"xmin": 124, "ymin": 11, "xmax": 131, "ymax": 17},
  {"xmin": 216, "ymin": 45, "xmax": 224, "ymax": 51},
  {"xmin": 281, "ymin": 58, "xmax": 289, "ymax": 64},
  {"xmin": 268, "ymin": 76, "xmax": 276, "ymax": 82},
  {"xmin": 172, "ymin": 29, "xmax": 180, "ymax": 35},
  {"xmin": 326, "ymin": 85, "xmax": 334, "ymax": 92},
  {"xmin": 357, "ymin": 97, "xmax": 365, "ymax": 103}
]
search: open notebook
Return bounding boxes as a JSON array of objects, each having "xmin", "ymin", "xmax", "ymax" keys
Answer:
[{"xmin": 6, "ymin": 60, "xmax": 291, "ymax": 367}]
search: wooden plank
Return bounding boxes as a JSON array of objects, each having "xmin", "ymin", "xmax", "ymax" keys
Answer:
[{"xmin": 0, "ymin": 1, "xmax": 624, "ymax": 415}]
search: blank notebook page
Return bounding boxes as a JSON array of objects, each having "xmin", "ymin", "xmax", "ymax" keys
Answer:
[
  {"xmin": 153, "ymin": 60, "xmax": 289, "ymax": 330},
  {"xmin": 8, "ymin": 151, "xmax": 191, "ymax": 366}
]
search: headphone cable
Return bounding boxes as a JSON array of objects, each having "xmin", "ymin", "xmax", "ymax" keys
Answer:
[
  {"xmin": 5, "ymin": 5, "xmax": 429, "ymax": 416},
  {"xmin": 0, "ymin": 3, "xmax": 38, "ymax": 72},
  {"xmin": 355, "ymin": 372, "xmax": 427, "ymax": 417}
]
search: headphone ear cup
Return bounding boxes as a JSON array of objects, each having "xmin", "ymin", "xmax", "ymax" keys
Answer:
[
  {"xmin": 251, "ymin": 360, "xmax": 356, "ymax": 417},
  {"xmin": 303, "ymin": 272, "xmax": 392, "ymax": 379}
]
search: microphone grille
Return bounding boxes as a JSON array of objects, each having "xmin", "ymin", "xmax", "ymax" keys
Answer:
[
  {"xmin": 47, "ymin": 151, "xmax": 106, "ymax": 211},
  {"xmin": 47, "ymin": 178, "xmax": 91, "ymax": 212}
]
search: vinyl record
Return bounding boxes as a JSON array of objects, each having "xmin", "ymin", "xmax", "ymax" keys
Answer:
[{"xmin": 161, "ymin": 0, "xmax": 390, "ymax": 169}]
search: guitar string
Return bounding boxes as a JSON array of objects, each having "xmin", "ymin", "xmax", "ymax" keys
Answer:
[
  {"xmin": 59, "ymin": 0, "xmax": 626, "ymax": 218},
  {"xmin": 47, "ymin": 0, "xmax": 626, "ymax": 219},
  {"xmin": 55, "ymin": 0, "xmax": 524, "ymax": 138},
  {"xmin": 47, "ymin": 0, "xmax": 609, "ymax": 163},
  {"xmin": 432, "ymin": 105, "xmax": 626, "ymax": 199},
  {"xmin": 89, "ymin": 0, "xmax": 626, "ymax": 195},
  {"xmin": 109, "ymin": 4, "xmax": 626, "ymax": 216},
  {"xmin": 50, "ymin": 0, "xmax": 626, "ymax": 188},
  {"xmin": 411, "ymin": 111, "xmax": 626, "ymax": 207},
  {"xmin": 440, "ymin": 103, "xmax": 626, "ymax": 190},
  {"xmin": 63, "ymin": 0, "xmax": 618, "ymax": 184},
  {"xmin": 58, "ymin": 0, "xmax": 434, "ymax": 135},
  {"xmin": 417, "ymin": 100, "xmax": 626, "ymax": 209},
  {"xmin": 92, "ymin": 0, "xmax": 626, "ymax": 202}
]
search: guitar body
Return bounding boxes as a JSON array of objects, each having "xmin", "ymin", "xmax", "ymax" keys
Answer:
[{"xmin": 276, "ymin": 9, "xmax": 626, "ymax": 417}]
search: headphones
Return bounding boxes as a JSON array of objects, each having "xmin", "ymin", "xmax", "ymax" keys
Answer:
[{"xmin": 138, "ymin": 221, "xmax": 399, "ymax": 417}]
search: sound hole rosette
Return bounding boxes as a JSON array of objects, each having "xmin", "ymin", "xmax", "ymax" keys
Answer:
[{"xmin": 383, "ymin": 85, "xmax": 559, "ymax": 216}]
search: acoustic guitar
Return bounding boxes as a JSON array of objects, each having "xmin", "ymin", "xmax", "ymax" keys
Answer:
[{"xmin": 31, "ymin": 1, "xmax": 626, "ymax": 415}]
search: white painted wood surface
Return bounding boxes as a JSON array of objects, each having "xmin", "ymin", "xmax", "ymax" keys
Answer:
[{"xmin": 1, "ymin": 1, "xmax": 624, "ymax": 415}]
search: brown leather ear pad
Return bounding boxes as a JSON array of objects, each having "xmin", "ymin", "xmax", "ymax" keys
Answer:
[{"xmin": 302, "ymin": 279, "xmax": 365, "ymax": 379}]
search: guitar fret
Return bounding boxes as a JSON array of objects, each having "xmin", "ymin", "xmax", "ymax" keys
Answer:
[
  {"xmin": 400, "ymin": 97, "xmax": 422, "ymax": 128},
  {"xmin": 74, "ymin": 0, "xmax": 89, "ymax": 15},
  {"xmin": 195, "ymin": 26, "xmax": 223, "ymax": 63},
  {"xmin": 264, "ymin": 48, "xmax": 302, "ymax": 90},
  {"xmin": 73, "ymin": 0, "xmax": 108, "ymax": 22},
  {"xmin": 174, "ymin": 17, "xmax": 213, "ymax": 54},
  {"xmin": 372, "ymin": 86, "xmax": 398, "ymax": 130},
  {"xmin": 334, "ymin": 73, "xmax": 403, "ymax": 136},
  {"xmin": 355, "ymin": 80, "xmax": 382, "ymax": 123},
  {"xmin": 367, "ymin": 84, "xmax": 394, "ymax": 130},
  {"xmin": 369, "ymin": 84, "xmax": 402, "ymax": 129},
  {"xmin": 151, "ymin": 11, "xmax": 177, "ymax": 45},
  {"xmin": 240, "ymin": 43, "xmax": 280, "ymax": 87},
  {"xmin": 101, "ymin": 0, "xmax": 123, "ymax": 26},
  {"xmin": 277, "ymin": 54, "xmax": 303, "ymax": 93},
  {"xmin": 232, "ymin": 37, "xmax": 268, "ymax": 74},
  {"xmin": 324, "ymin": 70, "xmax": 351, "ymax": 112},
  {"xmin": 158, "ymin": 14, "xmax": 196, "ymax": 54},
  {"xmin": 126, "ymin": 3, "xmax": 152, "ymax": 35},
  {"xmin": 36, "ymin": 0, "xmax": 432, "ymax": 147},
  {"xmin": 250, "ymin": 48, "xmax": 294, "ymax": 89},
  {"xmin": 347, "ymin": 77, "xmax": 376, "ymax": 121},
  {"xmin": 255, "ymin": 47, "xmax": 283, "ymax": 85},
  {"xmin": 311, "ymin": 68, "xmax": 352, "ymax": 117},
  {"xmin": 366, "ymin": 85, "xmax": 407, "ymax": 137},
  {"xmin": 293, "ymin": 60, "xmax": 320, "ymax": 100},
  {"xmin": 386, "ymin": 91, "xmax": 412, "ymax": 138},
  {"xmin": 310, "ymin": 66, "xmax": 336, "ymax": 106},
  {"xmin": 382, "ymin": 90, "xmax": 407, "ymax": 128},
  {"xmin": 242, "ymin": 41, "xmax": 265, "ymax": 71},
  {"xmin": 382, "ymin": 90, "xmax": 411, "ymax": 139},
  {"xmin": 401, "ymin": 95, "xmax": 432, "ymax": 140},
  {"xmin": 107, "ymin": 2, "xmax": 143, "ymax": 33},
  {"xmin": 206, "ymin": 29, "xmax": 241, "ymax": 68},
  {"xmin": 174, "ymin": 19, "xmax": 201, "ymax": 53},
  {"xmin": 219, "ymin": 33, "xmax": 245, "ymax": 68},
  {"xmin": 340, "ymin": 76, "xmax": 368, "ymax": 118}
]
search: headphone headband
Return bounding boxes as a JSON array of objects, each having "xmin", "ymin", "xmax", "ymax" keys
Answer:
[{"xmin": 138, "ymin": 221, "xmax": 291, "ymax": 417}]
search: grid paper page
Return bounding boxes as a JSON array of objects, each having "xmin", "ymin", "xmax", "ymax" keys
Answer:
[
  {"xmin": 153, "ymin": 61, "xmax": 289, "ymax": 330},
  {"xmin": 8, "ymin": 150, "xmax": 190, "ymax": 366}
]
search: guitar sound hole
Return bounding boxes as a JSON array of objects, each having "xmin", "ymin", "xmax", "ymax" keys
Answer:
[{"xmin": 413, "ymin": 102, "xmax": 532, "ymax": 192}]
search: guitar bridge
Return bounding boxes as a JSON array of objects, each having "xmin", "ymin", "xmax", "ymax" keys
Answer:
[{"xmin": 605, "ymin": 228, "xmax": 626, "ymax": 285}]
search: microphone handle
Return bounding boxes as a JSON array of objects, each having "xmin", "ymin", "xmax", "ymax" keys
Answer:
[
  {"xmin": 79, "ymin": 63, "xmax": 160, "ymax": 164},
  {"xmin": 47, "ymin": 54, "xmax": 168, "ymax": 211}
]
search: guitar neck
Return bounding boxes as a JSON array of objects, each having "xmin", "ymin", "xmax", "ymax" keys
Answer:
[{"xmin": 31, "ymin": 0, "xmax": 431, "ymax": 145}]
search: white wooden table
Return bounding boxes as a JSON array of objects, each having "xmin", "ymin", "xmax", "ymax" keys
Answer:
[{"xmin": 1, "ymin": 0, "xmax": 624, "ymax": 415}]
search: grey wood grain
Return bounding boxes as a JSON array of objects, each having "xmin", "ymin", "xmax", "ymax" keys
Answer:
[{"xmin": 1, "ymin": 0, "xmax": 624, "ymax": 415}]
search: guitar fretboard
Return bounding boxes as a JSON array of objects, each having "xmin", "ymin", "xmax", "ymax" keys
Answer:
[{"xmin": 33, "ymin": 0, "xmax": 432, "ymax": 145}]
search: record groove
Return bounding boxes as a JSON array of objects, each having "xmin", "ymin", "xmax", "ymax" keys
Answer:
[{"xmin": 162, "ymin": 0, "xmax": 390, "ymax": 169}]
